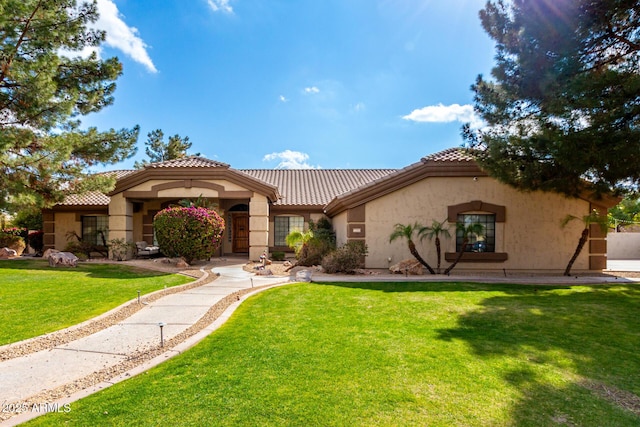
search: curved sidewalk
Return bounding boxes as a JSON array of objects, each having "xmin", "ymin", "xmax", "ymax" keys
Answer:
[{"xmin": 0, "ymin": 263, "xmax": 289, "ymax": 426}]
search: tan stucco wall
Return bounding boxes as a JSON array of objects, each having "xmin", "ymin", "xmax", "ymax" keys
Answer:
[
  {"xmin": 249, "ymin": 194, "xmax": 269, "ymax": 260},
  {"xmin": 53, "ymin": 212, "xmax": 81, "ymax": 250},
  {"xmin": 363, "ymin": 176, "xmax": 591, "ymax": 272},
  {"xmin": 332, "ymin": 212, "xmax": 348, "ymax": 246},
  {"xmin": 125, "ymin": 179, "xmax": 249, "ymax": 194},
  {"xmin": 108, "ymin": 193, "xmax": 133, "ymax": 246}
]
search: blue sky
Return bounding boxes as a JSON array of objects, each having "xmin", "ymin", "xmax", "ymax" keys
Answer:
[{"xmin": 83, "ymin": 0, "xmax": 496, "ymax": 170}]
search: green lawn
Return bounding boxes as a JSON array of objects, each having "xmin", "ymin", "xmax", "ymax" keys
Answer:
[
  {"xmin": 28, "ymin": 281, "xmax": 640, "ymax": 426},
  {"xmin": 0, "ymin": 259, "xmax": 193, "ymax": 345}
]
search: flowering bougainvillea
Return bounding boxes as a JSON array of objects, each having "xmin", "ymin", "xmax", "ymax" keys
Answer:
[{"xmin": 153, "ymin": 206, "xmax": 225, "ymax": 264}]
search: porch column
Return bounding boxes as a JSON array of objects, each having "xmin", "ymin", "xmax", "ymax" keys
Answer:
[
  {"xmin": 109, "ymin": 193, "xmax": 134, "ymax": 259},
  {"xmin": 249, "ymin": 194, "xmax": 269, "ymax": 261}
]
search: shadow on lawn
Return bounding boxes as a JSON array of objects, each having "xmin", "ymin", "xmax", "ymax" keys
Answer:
[
  {"xmin": 0, "ymin": 258, "xmax": 176, "ymax": 279},
  {"xmin": 436, "ymin": 286, "xmax": 640, "ymax": 424}
]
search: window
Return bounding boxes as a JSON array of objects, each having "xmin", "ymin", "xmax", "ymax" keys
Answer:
[
  {"xmin": 456, "ymin": 214, "xmax": 495, "ymax": 253},
  {"xmin": 274, "ymin": 216, "xmax": 304, "ymax": 246},
  {"xmin": 81, "ymin": 216, "xmax": 109, "ymax": 246}
]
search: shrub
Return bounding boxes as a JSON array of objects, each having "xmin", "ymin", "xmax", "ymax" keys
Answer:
[
  {"xmin": 286, "ymin": 218, "xmax": 337, "ymax": 266},
  {"xmin": 28, "ymin": 230, "xmax": 44, "ymax": 253},
  {"xmin": 108, "ymin": 238, "xmax": 134, "ymax": 261},
  {"xmin": 154, "ymin": 206, "xmax": 225, "ymax": 264},
  {"xmin": 64, "ymin": 241, "xmax": 93, "ymax": 260},
  {"xmin": 2, "ymin": 227, "xmax": 27, "ymax": 240},
  {"xmin": 271, "ymin": 251, "xmax": 285, "ymax": 261},
  {"xmin": 64, "ymin": 231, "xmax": 108, "ymax": 259},
  {"xmin": 321, "ymin": 241, "xmax": 368, "ymax": 274},
  {"xmin": 0, "ymin": 232, "xmax": 26, "ymax": 255},
  {"xmin": 12, "ymin": 210, "xmax": 43, "ymax": 231}
]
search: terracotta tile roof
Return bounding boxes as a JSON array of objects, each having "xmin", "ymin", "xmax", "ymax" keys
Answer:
[
  {"xmin": 58, "ymin": 170, "xmax": 138, "ymax": 206},
  {"xmin": 57, "ymin": 149, "xmax": 472, "ymax": 208},
  {"xmin": 145, "ymin": 156, "xmax": 229, "ymax": 169},
  {"xmin": 422, "ymin": 147, "xmax": 475, "ymax": 162},
  {"xmin": 61, "ymin": 191, "xmax": 110, "ymax": 206},
  {"xmin": 241, "ymin": 169, "xmax": 396, "ymax": 206},
  {"xmin": 108, "ymin": 170, "xmax": 137, "ymax": 180}
]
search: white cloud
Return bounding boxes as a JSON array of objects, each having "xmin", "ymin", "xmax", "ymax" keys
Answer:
[
  {"xmin": 95, "ymin": 0, "xmax": 157, "ymax": 73},
  {"xmin": 402, "ymin": 103, "xmax": 483, "ymax": 128},
  {"xmin": 207, "ymin": 0, "xmax": 233, "ymax": 13},
  {"xmin": 262, "ymin": 150, "xmax": 320, "ymax": 169},
  {"xmin": 304, "ymin": 86, "xmax": 320, "ymax": 94},
  {"xmin": 279, "ymin": 95, "xmax": 288, "ymax": 102}
]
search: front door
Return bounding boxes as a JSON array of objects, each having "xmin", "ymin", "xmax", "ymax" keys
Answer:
[{"xmin": 232, "ymin": 214, "xmax": 249, "ymax": 253}]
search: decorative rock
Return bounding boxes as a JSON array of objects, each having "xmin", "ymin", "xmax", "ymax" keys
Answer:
[
  {"xmin": 295, "ymin": 269, "xmax": 312, "ymax": 282},
  {"xmin": 48, "ymin": 251, "xmax": 79, "ymax": 268},
  {"xmin": 175, "ymin": 259, "xmax": 189, "ymax": 268},
  {"xmin": 0, "ymin": 247, "xmax": 18, "ymax": 258},
  {"xmin": 255, "ymin": 269, "xmax": 273, "ymax": 276},
  {"xmin": 283, "ymin": 260, "xmax": 293, "ymax": 268},
  {"xmin": 389, "ymin": 259, "xmax": 424, "ymax": 275},
  {"xmin": 42, "ymin": 248, "xmax": 60, "ymax": 260}
]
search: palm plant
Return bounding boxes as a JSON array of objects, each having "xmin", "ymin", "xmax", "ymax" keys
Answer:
[
  {"xmin": 422, "ymin": 219, "xmax": 451, "ymax": 274},
  {"xmin": 285, "ymin": 229, "xmax": 314, "ymax": 258},
  {"xmin": 443, "ymin": 222, "xmax": 485, "ymax": 275},
  {"xmin": 389, "ymin": 223, "xmax": 436, "ymax": 275},
  {"xmin": 561, "ymin": 209, "xmax": 608, "ymax": 276}
]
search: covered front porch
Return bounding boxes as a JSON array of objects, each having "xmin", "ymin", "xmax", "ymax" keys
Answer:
[{"xmin": 106, "ymin": 158, "xmax": 280, "ymax": 261}]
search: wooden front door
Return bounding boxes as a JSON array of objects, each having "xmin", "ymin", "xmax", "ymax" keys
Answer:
[{"xmin": 232, "ymin": 214, "xmax": 249, "ymax": 253}]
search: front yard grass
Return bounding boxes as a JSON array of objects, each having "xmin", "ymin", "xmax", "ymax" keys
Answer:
[
  {"xmin": 29, "ymin": 281, "xmax": 640, "ymax": 426},
  {"xmin": 0, "ymin": 259, "xmax": 193, "ymax": 345}
]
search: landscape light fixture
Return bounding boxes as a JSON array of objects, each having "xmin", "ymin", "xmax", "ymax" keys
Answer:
[{"xmin": 158, "ymin": 322, "xmax": 166, "ymax": 347}]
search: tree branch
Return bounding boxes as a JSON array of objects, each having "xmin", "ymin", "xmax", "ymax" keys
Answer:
[{"xmin": 0, "ymin": 0, "xmax": 44, "ymax": 86}]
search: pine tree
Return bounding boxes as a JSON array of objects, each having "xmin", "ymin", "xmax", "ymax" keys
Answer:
[
  {"xmin": 464, "ymin": 0, "xmax": 640, "ymax": 197},
  {"xmin": 134, "ymin": 129, "xmax": 196, "ymax": 168},
  {"xmin": 0, "ymin": 0, "xmax": 139, "ymax": 210}
]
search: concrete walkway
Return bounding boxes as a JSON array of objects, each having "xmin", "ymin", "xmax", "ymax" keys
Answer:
[{"xmin": 0, "ymin": 263, "xmax": 289, "ymax": 426}]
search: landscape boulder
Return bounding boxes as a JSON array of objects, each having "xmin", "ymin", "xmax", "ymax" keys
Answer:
[
  {"xmin": 389, "ymin": 259, "xmax": 424, "ymax": 275},
  {"xmin": 0, "ymin": 247, "xmax": 18, "ymax": 258},
  {"xmin": 43, "ymin": 249, "xmax": 60, "ymax": 260},
  {"xmin": 295, "ymin": 269, "xmax": 313, "ymax": 282},
  {"xmin": 175, "ymin": 259, "xmax": 189, "ymax": 268},
  {"xmin": 48, "ymin": 252, "xmax": 79, "ymax": 268}
]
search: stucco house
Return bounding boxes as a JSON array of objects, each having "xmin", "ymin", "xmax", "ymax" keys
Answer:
[{"xmin": 43, "ymin": 148, "xmax": 618, "ymax": 273}]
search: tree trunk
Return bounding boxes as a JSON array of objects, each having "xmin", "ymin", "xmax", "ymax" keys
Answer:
[
  {"xmin": 444, "ymin": 239, "xmax": 468, "ymax": 275},
  {"xmin": 408, "ymin": 240, "xmax": 436, "ymax": 274},
  {"xmin": 435, "ymin": 237, "xmax": 442, "ymax": 274},
  {"xmin": 564, "ymin": 228, "xmax": 589, "ymax": 276}
]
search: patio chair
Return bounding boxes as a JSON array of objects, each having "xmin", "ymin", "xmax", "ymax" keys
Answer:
[{"xmin": 135, "ymin": 241, "xmax": 160, "ymax": 258}]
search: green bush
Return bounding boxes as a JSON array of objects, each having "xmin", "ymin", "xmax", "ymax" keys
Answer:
[
  {"xmin": 108, "ymin": 238, "xmax": 134, "ymax": 261},
  {"xmin": 12, "ymin": 210, "xmax": 43, "ymax": 231},
  {"xmin": 64, "ymin": 241, "xmax": 92, "ymax": 260},
  {"xmin": 286, "ymin": 218, "xmax": 336, "ymax": 266},
  {"xmin": 154, "ymin": 206, "xmax": 225, "ymax": 264},
  {"xmin": 271, "ymin": 251, "xmax": 285, "ymax": 261},
  {"xmin": 0, "ymin": 232, "xmax": 26, "ymax": 255},
  {"xmin": 28, "ymin": 231, "xmax": 44, "ymax": 253},
  {"xmin": 321, "ymin": 240, "xmax": 368, "ymax": 274}
]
